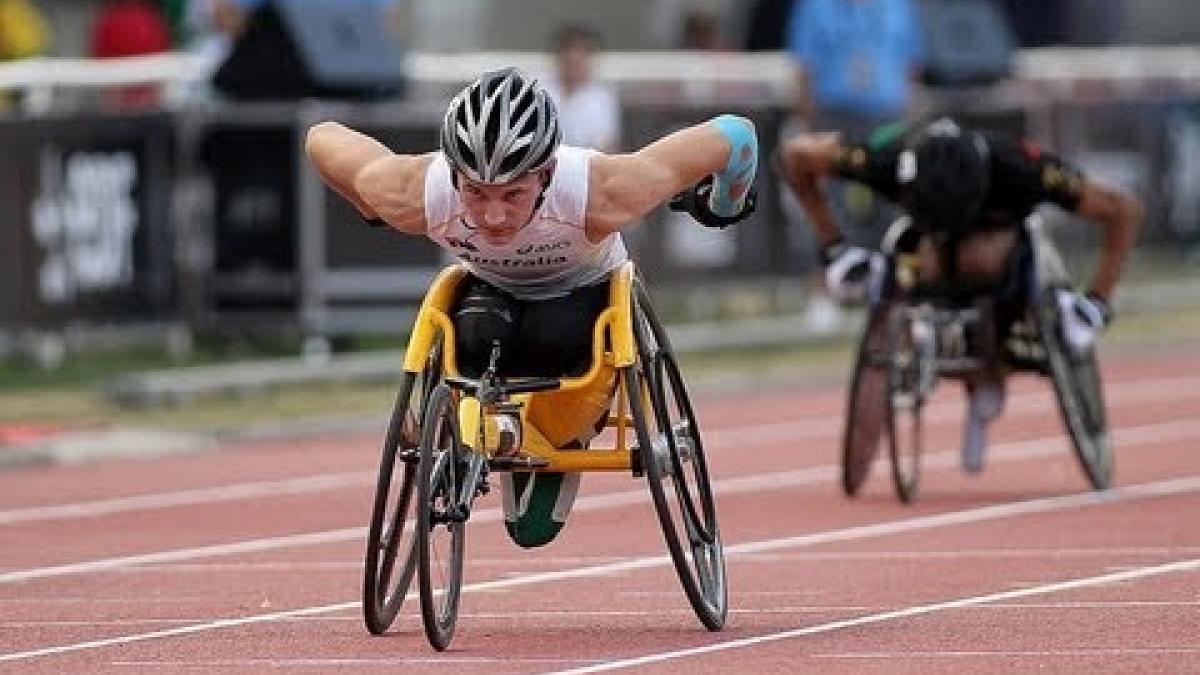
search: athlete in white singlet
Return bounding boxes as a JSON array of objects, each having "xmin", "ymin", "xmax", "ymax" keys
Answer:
[{"xmin": 306, "ymin": 67, "xmax": 759, "ymax": 547}]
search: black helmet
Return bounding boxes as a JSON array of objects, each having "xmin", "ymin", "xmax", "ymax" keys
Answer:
[
  {"xmin": 899, "ymin": 118, "xmax": 991, "ymax": 235},
  {"xmin": 440, "ymin": 68, "xmax": 561, "ymax": 185}
]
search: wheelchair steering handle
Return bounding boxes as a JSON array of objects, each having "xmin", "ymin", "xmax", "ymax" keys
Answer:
[
  {"xmin": 442, "ymin": 375, "xmax": 562, "ymax": 398},
  {"xmin": 499, "ymin": 378, "xmax": 562, "ymax": 395}
]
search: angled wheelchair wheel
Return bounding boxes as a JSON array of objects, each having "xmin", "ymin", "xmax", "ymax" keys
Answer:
[
  {"xmin": 842, "ymin": 305, "xmax": 891, "ymax": 497},
  {"xmin": 416, "ymin": 383, "xmax": 467, "ymax": 651},
  {"xmin": 362, "ymin": 346, "xmax": 442, "ymax": 635},
  {"xmin": 1036, "ymin": 285, "xmax": 1112, "ymax": 490},
  {"xmin": 885, "ymin": 305, "xmax": 926, "ymax": 504},
  {"xmin": 628, "ymin": 280, "xmax": 727, "ymax": 631}
]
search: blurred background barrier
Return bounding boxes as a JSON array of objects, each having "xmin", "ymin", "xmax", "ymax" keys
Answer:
[{"xmin": 4, "ymin": 3, "xmax": 1200, "ymax": 363}]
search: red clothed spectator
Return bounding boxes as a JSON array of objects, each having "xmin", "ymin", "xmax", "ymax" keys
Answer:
[{"xmin": 89, "ymin": 0, "xmax": 171, "ymax": 58}]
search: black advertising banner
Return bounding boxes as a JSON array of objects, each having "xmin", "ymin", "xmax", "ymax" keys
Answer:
[{"xmin": 0, "ymin": 113, "xmax": 176, "ymax": 331}]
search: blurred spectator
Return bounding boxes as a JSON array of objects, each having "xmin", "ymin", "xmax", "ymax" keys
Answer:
[
  {"xmin": 787, "ymin": 0, "xmax": 923, "ymax": 142},
  {"xmin": 185, "ymin": 0, "xmax": 250, "ymax": 70},
  {"xmin": 782, "ymin": 0, "xmax": 923, "ymax": 332},
  {"xmin": 158, "ymin": 0, "xmax": 190, "ymax": 48},
  {"xmin": 0, "ymin": 0, "xmax": 49, "ymax": 61},
  {"xmin": 235, "ymin": 0, "xmax": 404, "ymax": 36},
  {"xmin": 741, "ymin": 0, "xmax": 792, "ymax": 51},
  {"xmin": 90, "ymin": 0, "xmax": 172, "ymax": 58},
  {"xmin": 542, "ymin": 25, "xmax": 620, "ymax": 152},
  {"xmin": 89, "ymin": 0, "xmax": 172, "ymax": 109},
  {"xmin": 679, "ymin": 9, "xmax": 726, "ymax": 50},
  {"xmin": 0, "ymin": 0, "xmax": 49, "ymax": 112}
]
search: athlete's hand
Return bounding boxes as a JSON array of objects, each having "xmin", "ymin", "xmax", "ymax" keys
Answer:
[
  {"xmin": 1057, "ymin": 289, "xmax": 1113, "ymax": 355},
  {"xmin": 669, "ymin": 176, "xmax": 757, "ymax": 228},
  {"xmin": 821, "ymin": 241, "xmax": 884, "ymax": 303}
]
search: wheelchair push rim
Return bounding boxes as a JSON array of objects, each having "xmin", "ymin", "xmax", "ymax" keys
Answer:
[
  {"xmin": 628, "ymin": 281, "xmax": 728, "ymax": 630},
  {"xmin": 842, "ymin": 305, "xmax": 890, "ymax": 497},
  {"xmin": 1036, "ymin": 284, "xmax": 1113, "ymax": 490},
  {"xmin": 886, "ymin": 304, "xmax": 925, "ymax": 504},
  {"xmin": 416, "ymin": 383, "xmax": 467, "ymax": 651},
  {"xmin": 362, "ymin": 348, "xmax": 441, "ymax": 635}
]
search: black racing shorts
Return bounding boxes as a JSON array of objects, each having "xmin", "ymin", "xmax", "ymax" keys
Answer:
[{"xmin": 452, "ymin": 275, "xmax": 611, "ymax": 379}]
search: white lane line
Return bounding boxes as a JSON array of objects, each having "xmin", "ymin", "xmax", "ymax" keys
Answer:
[
  {"xmin": 740, "ymin": 546, "xmax": 1200, "ymax": 561},
  {"xmin": 2, "ymin": 619, "xmax": 212, "ymax": 628},
  {"xmin": 814, "ymin": 648, "xmax": 1200, "ymax": 659},
  {"xmin": 3, "ymin": 473, "xmax": 1200, "ymax": 664},
  {"xmin": 986, "ymin": 601, "xmax": 1200, "ymax": 609},
  {"xmin": 0, "ymin": 473, "xmax": 373, "ymax": 527},
  {"xmin": 543, "ymin": 557, "xmax": 1200, "ymax": 675},
  {"xmin": 3, "ymin": 417, "xmax": 1198, "ymax": 585},
  {"xmin": 3, "ymin": 373, "xmax": 1197, "ymax": 527},
  {"xmin": 110, "ymin": 657, "xmax": 605, "ymax": 667}
]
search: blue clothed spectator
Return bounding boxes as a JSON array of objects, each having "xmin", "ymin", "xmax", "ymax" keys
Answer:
[
  {"xmin": 787, "ymin": 0, "xmax": 924, "ymax": 125},
  {"xmin": 781, "ymin": 0, "xmax": 924, "ymax": 332}
]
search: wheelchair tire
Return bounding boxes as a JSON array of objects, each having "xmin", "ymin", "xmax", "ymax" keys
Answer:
[
  {"xmin": 1036, "ymin": 285, "xmax": 1113, "ymax": 490},
  {"xmin": 416, "ymin": 383, "xmax": 467, "ymax": 651},
  {"xmin": 886, "ymin": 304, "xmax": 924, "ymax": 504},
  {"xmin": 628, "ymin": 280, "xmax": 727, "ymax": 631},
  {"xmin": 842, "ymin": 305, "xmax": 891, "ymax": 497},
  {"xmin": 362, "ymin": 348, "xmax": 441, "ymax": 635}
]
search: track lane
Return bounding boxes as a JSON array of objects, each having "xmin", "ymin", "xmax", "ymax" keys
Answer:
[{"xmin": 0, "ymin": 348, "xmax": 1196, "ymax": 673}]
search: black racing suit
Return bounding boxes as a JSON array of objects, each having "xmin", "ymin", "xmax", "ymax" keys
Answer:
[{"xmin": 832, "ymin": 122, "xmax": 1090, "ymax": 343}]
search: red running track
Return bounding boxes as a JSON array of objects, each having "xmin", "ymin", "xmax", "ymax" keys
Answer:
[{"xmin": 1, "ymin": 346, "xmax": 1198, "ymax": 674}]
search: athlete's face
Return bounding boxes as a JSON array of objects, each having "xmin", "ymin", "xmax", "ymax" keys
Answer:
[{"xmin": 457, "ymin": 168, "xmax": 551, "ymax": 245}]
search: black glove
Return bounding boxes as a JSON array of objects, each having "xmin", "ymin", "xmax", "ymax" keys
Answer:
[{"xmin": 669, "ymin": 175, "xmax": 757, "ymax": 229}]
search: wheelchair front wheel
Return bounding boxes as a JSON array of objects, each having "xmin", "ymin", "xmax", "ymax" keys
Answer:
[
  {"xmin": 629, "ymin": 282, "xmax": 727, "ymax": 630},
  {"xmin": 362, "ymin": 347, "xmax": 441, "ymax": 635},
  {"xmin": 1036, "ymin": 285, "xmax": 1112, "ymax": 490},
  {"xmin": 416, "ymin": 383, "xmax": 467, "ymax": 651}
]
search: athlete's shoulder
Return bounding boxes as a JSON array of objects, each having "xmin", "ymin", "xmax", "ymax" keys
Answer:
[{"xmin": 542, "ymin": 145, "xmax": 595, "ymax": 226}]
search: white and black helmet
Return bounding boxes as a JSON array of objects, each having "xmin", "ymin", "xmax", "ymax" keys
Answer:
[{"xmin": 440, "ymin": 68, "xmax": 561, "ymax": 185}]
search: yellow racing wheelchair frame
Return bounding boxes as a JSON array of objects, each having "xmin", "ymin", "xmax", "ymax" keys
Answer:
[
  {"xmin": 405, "ymin": 262, "xmax": 637, "ymax": 472},
  {"xmin": 362, "ymin": 261, "xmax": 727, "ymax": 651}
]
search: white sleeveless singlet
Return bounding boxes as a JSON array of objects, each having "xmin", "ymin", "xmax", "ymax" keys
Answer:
[{"xmin": 423, "ymin": 145, "xmax": 628, "ymax": 301}]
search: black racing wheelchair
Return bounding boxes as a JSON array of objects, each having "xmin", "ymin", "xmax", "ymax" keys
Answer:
[{"xmin": 842, "ymin": 216, "xmax": 1112, "ymax": 503}]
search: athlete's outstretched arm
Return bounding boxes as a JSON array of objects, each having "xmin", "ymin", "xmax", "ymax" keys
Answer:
[
  {"xmin": 777, "ymin": 132, "xmax": 845, "ymax": 249},
  {"xmin": 1076, "ymin": 178, "xmax": 1142, "ymax": 301},
  {"xmin": 586, "ymin": 116, "xmax": 758, "ymax": 236},
  {"xmin": 304, "ymin": 121, "xmax": 433, "ymax": 235}
]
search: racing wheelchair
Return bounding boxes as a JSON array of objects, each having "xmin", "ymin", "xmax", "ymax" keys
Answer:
[
  {"xmin": 360, "ymin": 261, "xmax": 726, "ymax": 650},
  {"xmin": 842, "ymin": 216, "xmax": 1112, "ymax": 503}
]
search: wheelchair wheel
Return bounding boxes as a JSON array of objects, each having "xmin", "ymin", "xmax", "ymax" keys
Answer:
[
  {"xmin": 416, "ymin": 383, "xmax": 467, "ymax": 651},
  {"xmin": 886, "ymin": 305, "xmax": 926, "ymax": 504},
  {"xmin": 842, "ymin": 305, "xmax": 890, "ymax": 497},
  {"xmin": 628, "ymin": 281, "xmax": 727, "ymax": 630},
  {"xmin": 1036, "ymin": 285, "xmax": 1112, "ymax": 490},
  {"xmin": 362, "ymin": 346, "xmax": 441, "ymax": 635}
]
